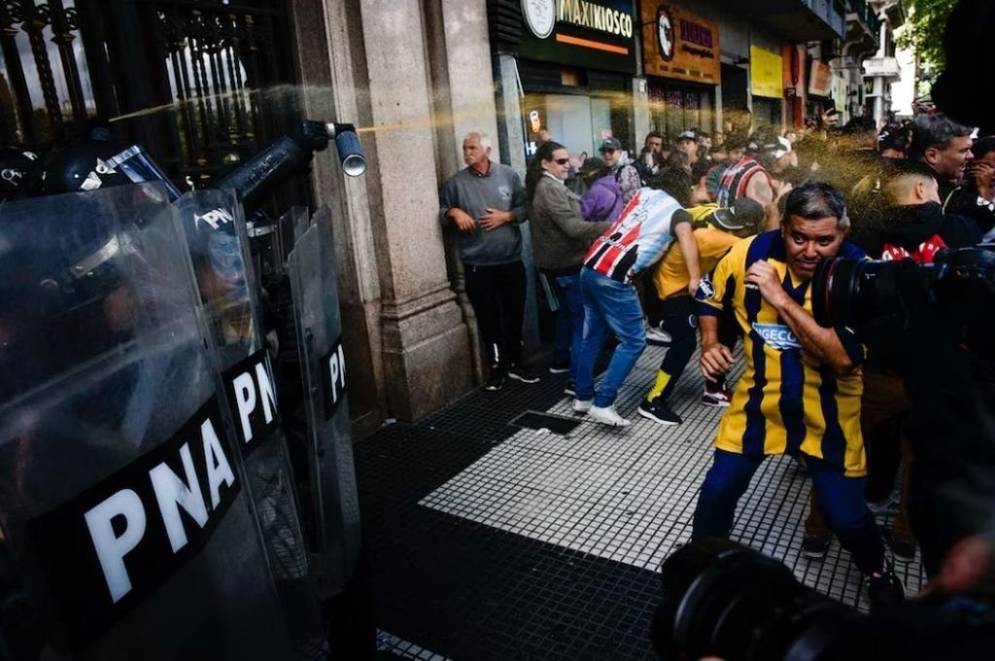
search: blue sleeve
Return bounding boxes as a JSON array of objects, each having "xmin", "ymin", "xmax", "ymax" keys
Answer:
[{"xmin": 835, "ymin": 326, "xmax": 865, "ymax": 367}]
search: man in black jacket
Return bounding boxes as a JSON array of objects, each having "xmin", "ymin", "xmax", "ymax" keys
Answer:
[
  {"xmin": 911, "ymin": 113, "xmax": 995, "ymax": 235},
  {"xmin": 852, "ymin": 160, "xmax": 981, "ymax": 258}
]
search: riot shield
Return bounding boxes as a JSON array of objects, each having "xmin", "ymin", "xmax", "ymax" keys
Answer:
[
  {"xmin": 286, "ymin": 206, "xmax": 362, "ymax": 599},
  {"xmin": 0, "ymin": 184, "xmax": 297, "ymax": 659},
  {"xmin": 172, "ymin": 189, "xmax": 324, "ymax": 650}
]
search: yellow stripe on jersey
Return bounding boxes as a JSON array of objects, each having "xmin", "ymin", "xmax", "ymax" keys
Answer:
[{"xmin": 695, "ymin": 231, "xmax": 867, "ymax": 477}]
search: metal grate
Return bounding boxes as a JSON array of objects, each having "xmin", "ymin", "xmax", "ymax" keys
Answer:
[{"xmin": 508, "ymin": 410, "xmax": 582, "ymax": 435}]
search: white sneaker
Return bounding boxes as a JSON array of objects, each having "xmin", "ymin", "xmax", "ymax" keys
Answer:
[
  {"xmin": 588, "ymin": 404, "xmax": 631, "ymax": 427},
  {"xmin": 573, "ymin": 398, "xmax": 593, "ymax": 413},
  {"xmin": 645, "ymin": 326, "xmax": 672, "ymax": 346}
]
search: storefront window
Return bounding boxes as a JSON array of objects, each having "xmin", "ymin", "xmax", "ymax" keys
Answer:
[
  {"xmin": 523, "ymin": 92, "xmax": 629, "ymax": 159},
  {"xmin": 648, "ymin": 82, "xmax": 713, "ymax": 143}
]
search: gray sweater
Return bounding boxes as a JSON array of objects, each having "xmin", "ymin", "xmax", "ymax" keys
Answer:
[
  {"xmin": 439, "ymin": 162, "xmax": 525, "ymax": 266},
  {"xmin": 528, "ymin": 174, "xmax": 612, "ymax": 274}
]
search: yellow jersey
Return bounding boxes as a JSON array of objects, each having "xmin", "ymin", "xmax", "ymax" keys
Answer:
[
  {"xmin": 655, "ymin": 225, "xmax": 740, "ymax": 300},
  {"xmin": 695, "ymin": 231, "xmax": 868, "ymax": 477}
]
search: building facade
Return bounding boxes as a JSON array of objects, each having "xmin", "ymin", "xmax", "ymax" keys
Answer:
[
  {"xmin": 863, "ymin": 0, "xmax": 907, "ymax": 126},
  {"xmin": 0, "ymin": 0, "xmax": 905, "ymax": 435}
]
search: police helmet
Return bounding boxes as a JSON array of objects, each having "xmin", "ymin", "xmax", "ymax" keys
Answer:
[{"xmin": 32, "ymin": 127, "xmax": 131, "ymax": 196}]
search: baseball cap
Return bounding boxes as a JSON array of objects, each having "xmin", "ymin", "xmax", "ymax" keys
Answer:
[
  {"xmin": 709, "ymin": 197, "xmax": 764, "ymax": 232},
  {"xmin": 677, "ymin": 129, "xmax": 697, "ymax": 141},
  {"xmin": 598, "ymin": 137, "xmax": 622, "ymax": 152}
]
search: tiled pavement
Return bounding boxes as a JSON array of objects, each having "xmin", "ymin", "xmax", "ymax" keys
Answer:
[{"xmin": 361, "ymin": 345, "xmax": 924, "ymax": 660}]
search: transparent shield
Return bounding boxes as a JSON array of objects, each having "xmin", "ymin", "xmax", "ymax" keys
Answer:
[
  {"xmin": 0, "ymin": 184, "xmax": 295, "ymax": 659},
  {"xmin": 172, "ymin": 190, "xmax": 324, "ymax": 650},
  {"xmin": 286, "ymin": 206, "xmax": 362, "ymax": 599}
]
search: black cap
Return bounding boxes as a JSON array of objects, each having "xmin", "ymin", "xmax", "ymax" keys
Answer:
[{"xmin": 709, "ymin": 197, "xmax": 764, "ymax": 232}]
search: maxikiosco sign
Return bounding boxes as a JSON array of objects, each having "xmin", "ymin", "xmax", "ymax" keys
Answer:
[{"xmin": 519, "ymin": 0, "xmax": 637, "ymax": 74}]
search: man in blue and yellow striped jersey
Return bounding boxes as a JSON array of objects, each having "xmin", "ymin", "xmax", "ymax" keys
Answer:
[{"xmin": 690, "ymin": 182, "xmax": 904, "ymax": 609}]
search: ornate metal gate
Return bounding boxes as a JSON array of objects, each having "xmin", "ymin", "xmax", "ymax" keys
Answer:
[{"xmin": 0, "ymin": 0, "xmax": 304, "ymax": 207}]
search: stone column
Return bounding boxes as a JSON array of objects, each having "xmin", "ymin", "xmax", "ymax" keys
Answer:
[
  {"xmin": 289, "ymin": 0, "xmax": 386, "ymax": 436},
  {"xmin": 355, "ymin": 0, "xmax": 475, "ymax": 420},
  {"xmin": 291, "ymin": 0, "xmax": 475, "ymax": 422}
]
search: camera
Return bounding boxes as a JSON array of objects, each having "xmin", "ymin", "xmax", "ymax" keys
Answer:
[
  {"xmin": 810, "ymin": 245, "xmax": 995, "ymax": 356},
  {"xmin": 652, "ymin": 539, "xmax": 995, "ymax": 661},
  {"xmin": 651, "ymin": 539, "xmax": 864, "ymax": 661}
]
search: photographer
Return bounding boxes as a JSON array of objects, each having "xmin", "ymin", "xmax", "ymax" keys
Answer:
[
  {"xmin": 691, "ymin": 182, "xmax": 904, "ymax": 611},
  {"xmin": 804, "ymin": 160, "xmax": 983, "ymax": 563}
]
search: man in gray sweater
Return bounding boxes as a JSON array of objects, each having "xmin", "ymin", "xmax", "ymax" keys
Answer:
[{"xmin": 440, "ymin": 132, "xmax": 537, "ymax": 390}]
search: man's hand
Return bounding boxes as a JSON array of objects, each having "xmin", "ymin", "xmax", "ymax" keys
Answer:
[
  {"xmin": 448, "ymin": 208, "xmax": 477, "ymax": 233},
  {"xmin": 479, "ymin": 207, "xmax": 513, "ymax": 231},
  {"xmin": 700, "ymin": 342, "xmax": 734, "ymax": 380},
  {"xmin": 745, "ymin": 260, "xmax": 789, "ymax": 307},
  {"xmin": 688, "ymin": 276, "xmax": 701, "ymax": 297},
  {"xmin": 966, "ymin": 161, "xmax": 994, "ymax": 200},
  {"xmin": 933, "ymin": 535, "xmax": 994, "ymax": 595}
]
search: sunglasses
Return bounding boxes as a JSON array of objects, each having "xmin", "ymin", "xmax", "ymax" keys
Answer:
[{"xmin": 554, "ymin": 158, "xmax": 570, "ymax": 165}]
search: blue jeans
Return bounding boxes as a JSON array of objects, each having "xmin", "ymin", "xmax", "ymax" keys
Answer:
[
  {"xmin": 575, "ymin": 267, "xmax": 646, "ymax": 407},
  {"xmin": 692, "ymin": 449, "xmax": 885, "ymax": 575},
  {"xmin": 554, "ymin": 274, "xmax": 584, "ymax": 384}
]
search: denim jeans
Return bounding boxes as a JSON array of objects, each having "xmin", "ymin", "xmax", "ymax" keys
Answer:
[
  {"xmin": 692, "ymin": 449, "xmax": 885, "ymax": 575},
  {"xmin": 575, "ymin": 267, "xmax": 646, "ymax": 407},
  {"xmin": 554, "ymin": 274, "xmax": 584, "ymax": 384}
]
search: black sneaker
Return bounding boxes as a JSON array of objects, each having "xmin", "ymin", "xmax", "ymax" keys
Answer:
[
  {"xmin": 564, "ymin": 381, "xmax": 576, "ymax": 397},
  {"xmin": 485, "ymin": 369, "xmax": 507, "ymax": 391},
  {"xmin": 637, "ymin": 399, "xmax": 682, "ymax": 425},
  {"xmin": 801, "ymin": 533, "xmax": 831, "ymax": 560},
  {"xmin": 508, "ymin": 364, "xmax": 540, "ymax": 384},
  {"xmin": 866, "ymin": 568, "xmax": 905, "ymax": 612},
  {"xmin": 885, "ymin": 530, "xmax": 917, "ymax": 563}
]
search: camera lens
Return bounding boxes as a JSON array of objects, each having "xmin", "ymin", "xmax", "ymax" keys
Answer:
[
  {"xmin": 654, "ymin": 539, "xmax": 864, "ymax": 661},
  {"xmin": 811, "ymin": 257, "xmax": 908, "ymax": 329}
]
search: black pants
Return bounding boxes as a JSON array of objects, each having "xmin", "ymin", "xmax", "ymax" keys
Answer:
[
  {"xmin": 464, "ymin": 261, "xmax": 526, "ymax": 368},
  {"xmin": 658, "ymin": 295, "xmax": 739, "ymax": 396}
]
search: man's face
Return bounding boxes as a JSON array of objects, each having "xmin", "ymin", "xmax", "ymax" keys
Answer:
[
  {"xmin": 646, "ymin": 136, "xmax": 663, "ymax": 153},
  {"xmin": 543, "ymin": 148, "xmax": 571, "ymax": 180},
  {"xmin": 463, "ymin": 137, "xmax": 489, "ymax": 168},
  {"xmin": 926, "ymin": 135, "xmax": 973, "ymax": 181},
  {"xmin": 601, "ymin": 147, "xmax": 620, "ymax": 167},
  {"xmin": 781, "ymin": 214, "xmax": 844, "ymax": 281},
  {"xmin": 676, "ymin": 138, "xmax": 695, "ymax": 158}
]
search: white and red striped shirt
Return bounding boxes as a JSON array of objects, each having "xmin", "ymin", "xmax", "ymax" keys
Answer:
[{"xmin": 583, "ymin": 188, "xmax": 691, "ymax": 282}]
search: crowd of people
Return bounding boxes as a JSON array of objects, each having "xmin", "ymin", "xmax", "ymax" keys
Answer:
[{"xmin": 439, "ymin": 110, "xmax": 995, "ymax": 612}]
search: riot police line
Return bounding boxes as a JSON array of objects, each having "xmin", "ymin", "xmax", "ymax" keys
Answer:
[{"xmin": 0, "ymin": 121, "xmax": 370, "ymax": 659}]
